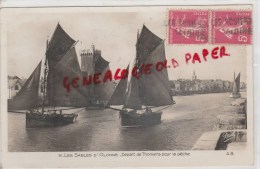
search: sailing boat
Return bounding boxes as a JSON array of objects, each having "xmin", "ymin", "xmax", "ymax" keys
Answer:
[
  {"xmin": 8, "ymin": 62, "xmax": 42, "ymax": 111},
  {"xmin": 80, "ymin": 46, "xmax": 114, "ymax": 110},
  {"xmin": 108, "ymin": 25, "xmax": 175, "ymax": 127},
  {"xmin": 230, "ymin": 72, "xmax": 241, "ymax": 98},
  {"xmin": 8, "ymin": 23, "xmax": 88, "ymax": 127}
]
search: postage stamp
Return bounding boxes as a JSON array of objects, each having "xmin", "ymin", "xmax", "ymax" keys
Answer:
[
  {"xmin": 212, "ymin": 11, "xmax": 252, "ymax": 44},
  {"xmin": 168, "ymin": 10, "xmax": 209, "ymax": 44}
]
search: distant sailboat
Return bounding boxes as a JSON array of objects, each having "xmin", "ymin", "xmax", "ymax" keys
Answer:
[
  {"xmin": 8, "ymin": 23, "xmax": 89, "ymax": 127},
  {"xmin": 108, "ymin": 25, "xmax": 175, "ymax": 127},
  {"xmin": 230, "ymin": 72, "xmax": 241, "ymax": 98},
  {"xmin": 81, "ymin": 46, "xmax": 114, "ymax": 110}
]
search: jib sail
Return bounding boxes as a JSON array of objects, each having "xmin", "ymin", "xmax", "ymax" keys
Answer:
[{"xmin": 8, "ymin": 61, "xmax": 42, "ymax": 110}]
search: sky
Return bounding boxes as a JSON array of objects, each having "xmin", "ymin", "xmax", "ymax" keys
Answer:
[{"xmin": 3, "ymin": 7, "xmax": 249, "ymax": 82}]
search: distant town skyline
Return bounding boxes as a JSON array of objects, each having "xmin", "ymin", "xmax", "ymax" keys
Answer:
[{"xmin": 4, "ymin": 7, "xmax": 248, "ymax": 82}]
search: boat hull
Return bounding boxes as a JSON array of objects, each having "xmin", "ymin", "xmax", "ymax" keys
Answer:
[
  {"xmin": 26, "ymin": 112, "xmax": 78, "ymax": 128},
  {"xmin": 229, "ymin": 93, "xmax": 241, "ymax": 98},
  {"xmin": 120, "ymin": 110, "xmax": 162, "ymax": 127}
]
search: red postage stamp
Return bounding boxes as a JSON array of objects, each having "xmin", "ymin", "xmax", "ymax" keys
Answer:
[
  {"xmin": 168, "ymin": 10, "xmax": 209, "ymax": 44},
  {"xmin": 212, "ymin": 11, "xmax": 252, "ymax": 44}
]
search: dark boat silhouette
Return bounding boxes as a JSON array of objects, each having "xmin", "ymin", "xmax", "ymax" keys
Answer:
[
  {"xmin": 8, "ymin": 23, "xmax": 90, "ymax": 127},
  {"xmin": 230, "ymin": 72, "xmax": 241, "ymax": 98},
  {"xmin": 108, "ymin": 25, "xmax": 175, "ymax": 127}
]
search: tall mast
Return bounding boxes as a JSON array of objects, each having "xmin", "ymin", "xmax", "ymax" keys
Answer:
[
  {"xmin": 136, "ymin": 29, "xmax": 143, "ymax": 108},
  {"xmin": 136, "ymin": 29, "xmax": 140, "ymax": 68},
  {"xmin": 91, "ymin": 44, "xmax": 96, "ymax": 74},
  {"xmin": 41, "ymin": 39, "xmax": 49, "ymax": 114}
]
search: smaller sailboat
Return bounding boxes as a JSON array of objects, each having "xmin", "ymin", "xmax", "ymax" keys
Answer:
[
  {"xmin": 230, "ymin": 73, "xmax": 241, "ymax": 98},
  {"xmin": 108, "ymin": 25, "xmax": 175, "ymax": 127},
  {"xmin": 80, "ymin": 46, "xmax": 114, "ymax": 110},
  {"xmin": 8, "ymin": 59, "xmax": 79, "ymax": 128}
]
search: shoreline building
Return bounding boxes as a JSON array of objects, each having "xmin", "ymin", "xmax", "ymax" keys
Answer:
[
  {"xmin": 7, "ymin": 76, "xmax": 26, "ymax": 99},
  {"xmin": 170, "ymin": 71, "xmax": 234, "ymax": 96}
]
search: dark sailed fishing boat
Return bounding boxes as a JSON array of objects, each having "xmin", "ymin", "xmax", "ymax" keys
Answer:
[
  {"xmin": 108, "ymin": 25, "xmax": 175, "ymax": 127},
  {"xmin": 8, "ymin": 23, "xmax": 89, "ymax": 127},
  {"xmin": 230, "ymin": 73, "xmax": 241, "ymax": 98},
  {"xmin": 80, "ymin": 46, "xmax": 114, "ymax": 110}
]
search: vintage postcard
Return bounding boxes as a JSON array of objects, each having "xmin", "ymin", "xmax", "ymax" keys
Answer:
[{"xmin": 0, "ymin": 4, "xmax": 254, "ymax": 168}]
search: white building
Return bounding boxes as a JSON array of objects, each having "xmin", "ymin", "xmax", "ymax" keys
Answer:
[{"xmin": 7, "ymin": 76, "xmax": 26, "ymax": 98}]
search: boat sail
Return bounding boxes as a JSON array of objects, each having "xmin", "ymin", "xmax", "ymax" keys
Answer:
[
  {"xmin": 230, "ymin": 72, "xmax": 241, "ymax": 98},
  {"xmin": 46, "ymin": 23, "xmax": 89, "ymax": 107},
  {"xmin": 108, "ymin": 25, "xmax": 175, "ymax": 127},
  {"xmin": 94, "ymin": 52, "xmax": 114, "ymax": 103},
  {"xmin": 108, "ymin": 65, "xmax": 129, "ymax": 106},
  {"xmin": 8, "ymin": 61, "xmax": 42, "ymax": 110},
  {"xmin": 9, "ymin": 23, "xmax": 88, "ymax": 127},
  {"xmin": 81, "ymin": 46, "xmax": 114, "ymax": 109}
]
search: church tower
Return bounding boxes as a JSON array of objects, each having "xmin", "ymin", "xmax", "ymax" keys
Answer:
[
  {"xmin": 192, "ymin": 70, "xmax": 197, "ymax": 80},
  {"xmin": 80, "ymin": 49, "xmax": 94, "ymax": 75},
  {"xmin": 80, "ymin": 44, "xmax": 102, "ymax": 75}
]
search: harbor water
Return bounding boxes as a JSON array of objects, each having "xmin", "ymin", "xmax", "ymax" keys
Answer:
[{"xmin": 8, "ymin": 92, "xmax": 246, "ymax": 152}]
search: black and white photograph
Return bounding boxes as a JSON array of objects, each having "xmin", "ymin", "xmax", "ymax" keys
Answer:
[{"xmin": 0, "ymin": 5, "xmax": 254, "ymax": 168}]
